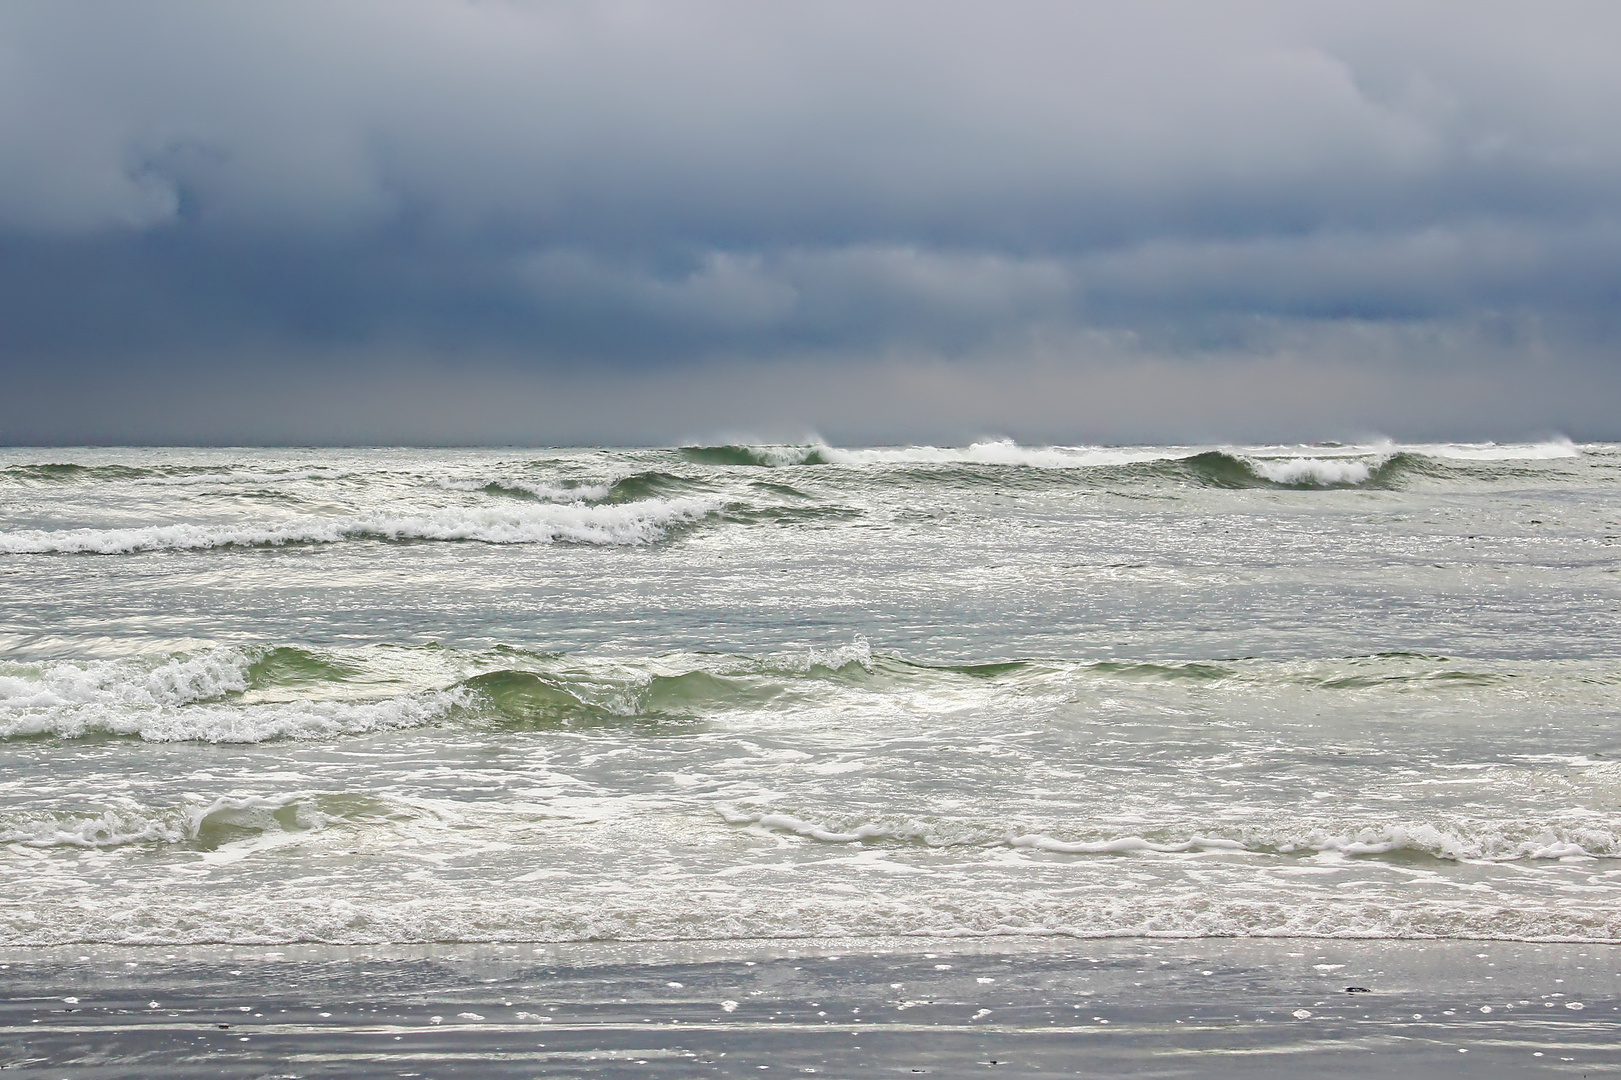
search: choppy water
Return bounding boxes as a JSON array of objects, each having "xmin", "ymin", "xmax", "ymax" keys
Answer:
[{"xmin": 2, "ymin": 439, "xmax": 1619, "ymax": 945}]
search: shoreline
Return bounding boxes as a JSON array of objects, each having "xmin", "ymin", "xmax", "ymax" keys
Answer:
[{"xmin": 4, "ymin": 937, "xmax": 1618, "ymax": 1077}]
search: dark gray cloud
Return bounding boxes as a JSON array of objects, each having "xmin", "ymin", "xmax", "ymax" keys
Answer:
[{"xmin": 1, "ymin": 0, "xmax": 1618, "ymax": 443}]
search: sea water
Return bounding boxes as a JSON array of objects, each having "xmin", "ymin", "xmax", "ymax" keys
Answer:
[{"xmin": 1, "ymin": 440, "xmax": 1618, "ymax": 946}]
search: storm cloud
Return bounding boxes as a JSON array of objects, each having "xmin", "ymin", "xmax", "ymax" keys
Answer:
[{"xmin": 1, "ymin": 1, "xmax": 1618, "ymax": 443}]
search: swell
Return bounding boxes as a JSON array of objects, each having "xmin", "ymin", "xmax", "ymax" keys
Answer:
[
  {"xmin": 670, "ymin": 439, "xmax": 1580, "ymax": 488},
  {"xmin": 0, "ymin": 497, "xmax": 721, "ymax": 554},
  {"xmin": 471, "ymin": 470, "xmax": 704, "ymax": 504},
  {"xmin": 679, "ymin": 444, "xmax": 831, "ymax": 467},
  {"xmin": 2, "ymin": 642, "xmax": 1549, "ymax": 744},
  {"xmin": 0, "ymin": 791, "xmax": 397, "ymax": 851},
  {"xmin": 0, "ymin": 463, "xmax": 356, "ymax": 486},
  {"xmin": 603, "ymin": 470, "xmax": 713, "ymax": 503},
  {"xmin": 455, "ymin": 668, "xmax": 741, "ymax": 730},
  {"xmin": 1166, "ymin": 450, "xmax": 1440, "ymax": 489},
  {"xmin": 721, "ymin": 807, "xmax": 1621, "ymax": 863},
  {"xmin": 2, "ymin": 463, "xmax": 217, "ymax": 483}
]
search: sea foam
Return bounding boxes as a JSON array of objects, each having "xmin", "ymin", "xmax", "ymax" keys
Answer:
[
  {"xmin": 817, "ymin": 439, "xmax": 1182, "ymax": 469},
  {"xmin": 0, "ymin": 793, "xmax": 338, "ymax": 850},
  {"xmin": 0, "ymin": 649, "xmax": 466, "ymax": 741},
  {"xmin": 1243, "ymin": 456, "xmax": 1381, "ymax": 486},
  {"xmin": 0, "ymin": 497, "xmax": 718, "ymax": 554},
  {"xmin": 719, "ymin": 807, "xmax": 1620, "ymax": 863}
]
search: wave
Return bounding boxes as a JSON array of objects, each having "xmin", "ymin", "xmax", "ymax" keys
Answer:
[
  {"xmin": 3, "ymin": 642, "xmax": 1572, "ymax": 745},
  {"xmin": 0, "ymin": 648, "xmax": 257, "ymax": 710},
  {"xmin": 457, "ymin": 478, "xmax": 613, "ymax": 503},
  {"xmin": 679, "ymin": 444, "xmax": 832, "ymax": 467},
  {"xmin": 603, "ymin": 470, "xmax": 712, "ymax": 503},
  {"xmin": 822, "ymin": 440, "xmax": 1185, "ymax": 469},
  {"xmin": 0, "ymin": 639, "xmax": 879, "ymax": 743},
  {"xmin": 1413, "ymin": 438, "xmax": 1580, "ymax": 461},
  {"xmin": 679, "ymin": 439, "xmax": 1181, "ymax": 469},
  {"xmin": 0, "ymin": 689, "xmax": 462, "ymax": 743},
  {"xmin": 0, "ymin": 645, "xmax": 363, "ymax": 712},
  {"xmin": 720, "ymin": 504, "xmax": 863, "ymax": 526},
  {"xmin": 1, "ymin": 462, "xmax": 201, "ymax": 484},
  {"xmin": 721, "ymin": 808, "xmax": 1621, "ymax": 863},
  {"xmin": 245, "ymin": 646, "xmax": 361, "ymax": 690},
  {"xmin": 0, "ymin": 497, "xmax": 720, "ymax": 554},
  {"xmin": 1171, "ymin": 450, "xmax": 1436, "ymax": 489},
  {"xmin": 456, "ymin": 668, "xmax": 743, "ymax": 729},
  {"xmin": 0, "ymin": 645, "xmax": 467, "ymax": 742},
  {"xmin": 0, "ymin": 462, "xmax": 359, "ymax": 487},
  {"xmin": 0, "ymin": 791, "xmax": 405, "ymax": 851},
  {"xmin": 672, "ymin": 438, "xmax": 1585, "ymax": 487},
  {"xmin": 456, "ymin": 471, "xmax": 710, "ymax": 508}
]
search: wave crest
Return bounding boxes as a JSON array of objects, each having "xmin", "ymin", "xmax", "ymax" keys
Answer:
[
  {"xmin": 0, "ymin": 497, "xmax": 719, "ymax": 554},
  {"xmin": 0, "ymin": 792, "xmax": 400, "ymax": 851},
  {"xmin": 679, "ymin": 444, "xmax": 831, "ymax": 467},
  {"xmin": 720, "ymin": 808, "xmax": 1619, "ymax": 863},
  {"xmin": 669, "ymin": 438, "xmax": 1584, "ymax": 485}
]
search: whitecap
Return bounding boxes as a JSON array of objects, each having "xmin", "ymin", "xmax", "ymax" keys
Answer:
[
  {"xmin": 0, "ymin": 497, "xmax": 719, "ymax": 554},
  {"xmin": 1245, "ymin": 457, "xmax": 1378, "ymax": 486},
  {"xmin": 818, "ymin": 439, "xmax": 1182, "ymax": 469}
]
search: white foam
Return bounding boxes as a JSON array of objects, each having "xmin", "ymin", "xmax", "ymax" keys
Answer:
[
  {"xmin": 1, "ymin": 808, "xmax": 191, "ymax": 848},
  {"xmin": 1412, "ymin": 438, "xmax": 1580, "ymax": 461},
  {"xmin": 1296, "ymin": 824, "xmax": 1612, "ymax": 861},
  {"xmin": 721, "ymin": 811, "xmax": 1249, "ymax": 852},
  {"xmin": 1009, "ymin": 833, "xmax": 1247, "ymax": 854},
  {"xmin": 1245, "ymin": 457, "xmax": 1379, "ymax": 486},
  {"xmin": 0, "ymin": 690, "xmax": 463, "ymax": 743},
  {"xmin": 0, "ymin": 649, "xmax": 254, "ymax": 711},
  {"xmin": 721, "ymin": 809, "xmax": 933, "ymax": 843},
  {"xmin": 0, "ymin": 652, "xmax": 466, "ymax": 741},
  {"xmin": 802, "ymin": 637, "xmax": 874, "ymax": 672},
  {"xmin": 817, "ymin": 439, "xmax": 1180, "ymax": 469},
  {"xmin": 0, "ymin": 498, "xmax": 718, "ymax": 554},
  {"xmin": 719, "ymin": 808, "xmax": 1620, "ymax": 864},
  {"xmin": 791, "ymin": 437, "xmax": 1585, "ymax": 474},
  {"xmin": 0, "ymin": 794, "xmax": 333, "ymax": 849},
  {"xmin": 757, "ymin": 445, "xmax": 832, "ymax": 466}
]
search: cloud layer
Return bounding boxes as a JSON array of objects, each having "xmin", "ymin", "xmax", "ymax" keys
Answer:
[{"xmin": 1, "ymin": 0, "xmax": 1618, "ymax": 442}]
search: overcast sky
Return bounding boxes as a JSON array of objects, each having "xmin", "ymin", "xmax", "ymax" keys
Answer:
[{"xmin": 2, "ymin": 0, "xmax": 1618, "ymax": 445}]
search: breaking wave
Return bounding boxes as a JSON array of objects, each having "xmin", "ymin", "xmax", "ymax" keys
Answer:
[
  {"xmin": 679, "ymin": 440, "xmax": 1178, "ymax": 469},
  {"xmin": 671, "ymin": 438, "xmax": 1582, "ymax": 485},
  {"xmin": 0, "ymin": 462, "xmax": 357, "ymax": 486},
  {"xmin": 680, "ymin": 444, "xmax": 832, "ymax": 467},
  {"xmin": 0, "ymin": 647, "xmax": 463, "ymax": 742},
  {"xmin": 0, "ymin": 497, "xmax": 719, "ymax": 554},
  {"xmin": 1415, "ymin": 438, "xmax": 1580, "ymax": 461},
  {"xmin": 0, "ymin": 689, "xmax": 463, "ymax": 743},
  {"xmin": 0, "ymin": 792, "xmax": 388, "ymax": 851},
  {"xmin": 1173, "ymin": 450, "xmax": 1418, "ymax": 488},
  {"xmin": 0, "ymin": 639, "xmax": 876, "ymax": 743},
  {"xmin": 3, "ymin": 642, "xmax": 1580, "ymax": 745},
  {"xmin": 720, "ymin": 808, "xmax": 1621, "ymax": 863}
]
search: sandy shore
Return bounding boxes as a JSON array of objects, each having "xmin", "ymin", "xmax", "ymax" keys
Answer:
[{"xmin": 3, "ymin": 937, "xmax": 1618, "ymax": 1077}]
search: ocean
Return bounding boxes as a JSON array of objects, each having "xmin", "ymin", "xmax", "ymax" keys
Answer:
[{"xmin": 2, "ymin": 439, "xmax": 1619, "ymax": 951}]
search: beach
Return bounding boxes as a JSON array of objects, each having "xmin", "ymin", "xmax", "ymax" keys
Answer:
[{"xmin": 6, "ymin": 938, "xmax": 1619, "ymax": 1076}]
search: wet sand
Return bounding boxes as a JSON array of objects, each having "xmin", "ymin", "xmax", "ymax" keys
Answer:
[{"xmin": 3, "ymin": 938, "xmax": 1618, "ymax": 1077}]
